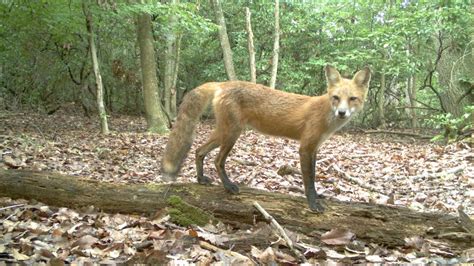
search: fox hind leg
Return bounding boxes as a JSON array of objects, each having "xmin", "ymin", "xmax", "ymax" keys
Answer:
[{"xmin": 195, "ymin": 133, "xmax": 219, "ymax": 185}]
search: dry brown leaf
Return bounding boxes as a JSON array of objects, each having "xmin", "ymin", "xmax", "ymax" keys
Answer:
[
  {"xmin": 3, "ymin": 155, "xmax": 21, "ymax": 168},
  {"xmin": 462, "ymin": 247, "xmax": 474, "ymax": 262},
  {"xmin": 275, "ymin": 250, "xmax": 297, "ymax": 263},
  {"xmin": 259, "ymin": 247, "xmax": 277, "ymax": 264},
  {"xmin": 71, "ymin": 235, "xmax": 99, "ymax": 249},
  {"xmin": 366, "ymin": 254, "xmax": 383, "ymax": 263},
  {"xmin": 11, "ymin": 248, "xmax": 30, "ymax": 261},
  {"xmin": 250, "ymin": 245, "xmax": 262, "ymax": 259},
  {"xmin": 326, "ymin": 249, "xmax": 345, "ymax": 259},
  {"xmin": 404, "ymin": 236, "xmax": 424, "ymax": 249},
  {"xmin": 321, "ymin": 228, "xmax": 355, "ymax": 245},
  {"xmin": 188, "ymin": 229, "xmax": 198, "ymax": 238}
]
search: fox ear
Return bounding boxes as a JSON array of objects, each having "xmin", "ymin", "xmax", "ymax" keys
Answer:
[
  {"xmin": 325, "ymin": 65, "xmax": 342, "ymax": 86},
  {"xmin": 353, "ymin": 66, "xmax": 371, "ymax": 88}
]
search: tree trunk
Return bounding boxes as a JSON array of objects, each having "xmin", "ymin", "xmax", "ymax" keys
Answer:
[
  {"xmin": 244, "ymin": 7, "xmax": 256, "ymax": 83},
  {"xmin": 163, "ymin": 42, "xmax": 173, "ymax": 116},
  {"xmin": 404, "ymin": 45, "xmax": 418, "ymax": 130},
  {"xmin": 211, "ymin": 0, "xmax": 237, "ymax": 81},
  {"xmin": 170, "ymin": 35, "xmax": 181, "ymax": 117},
  {"xmin": 407, "ymin": 43, "xmax": 418, "ymax": 130},
  {"xmin": 136, "ymin": 11, "xmax": 169, "ymax": 133},
  {"xmin": 377, "ymin": 71, "xmax": 386, "ymax": 128},
  {"xmin": 269, "ymin": 0, "xmax": 280, "ymax": 89},
  {"xmin": 405, "ymin": 76, "xmax": 413, "ymax": 126},
  {"xmin": 435, "ymin": 34, "xmax": 471, "ymax": 117},
  {"xmin": 0, "ymin": 169, "xmax": 471, "ymax": 253},
  {"xmin": 83, "ymin": 2, "xmax": 109, "ymax": 135},
  {"xmin": 409, "ymin": 74, "xmax": 418, "ymax": 130},
  {"xmin": 163, "ymin": 0, "xmax": 180, "ymax": 119}
]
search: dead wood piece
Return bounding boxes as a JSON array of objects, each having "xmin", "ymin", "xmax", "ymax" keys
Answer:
[
  {"xmin": 411, "ymin": 165, "xmax": 465, "ymax": 180},
  {"xmin": 0, "ymin": 169, "xmax": 471, "ymax": 253},
  {"xmin": 134, "ymin": 241, "xmax": 154, "ymax": 251},
  {"xmin": 458, "ymin": 206, "xmax": 474, "ymax": 234},
  {"xmin": 277, "ymin": 165, "xmax": 301, "ymax": 176},
  {"xmin": 218, "ymin": 225, "xmax": 276, "ymax": 251},
  {"xmin": 253, "ymin": 201, "xmax": 306, "ymax": 262},
  {"xmin": 277, "ymin": 158, "xmax": 332, "ymax": 177},
  {"xmin": 199, "ymin": 240, "xmax": 252, "ymax": 264},
  {"xmin": 332, "ymin": 164, "xmax": 385, "ymax": 195},
  {"xmin": 0, "ymin": 204, "xmax": 25, "ymax": 211},
  {"xmin": 363, "ymin": 129, "xmax": 431, "ymax": 139},
  {"xmin": 234, "ymin": 158, "xmax": 257, "ymax": 167}
]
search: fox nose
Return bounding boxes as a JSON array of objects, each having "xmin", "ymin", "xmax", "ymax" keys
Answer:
[{"xmin": 338, "ymin": 110, "xmax": 346, "ymax": 117}]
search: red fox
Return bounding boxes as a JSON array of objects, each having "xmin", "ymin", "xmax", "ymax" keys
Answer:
[{"xmin": 161, "ymin": 65, "xmax": 371, "ymax": 212}]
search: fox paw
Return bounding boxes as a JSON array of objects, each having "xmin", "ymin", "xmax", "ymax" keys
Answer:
[
  {"xmin": 308, "ymin": 200, "xmax": 325, "ymax": 213},
  {"xmin": 315, "ymin": 193, "xmax": 325, "ymax": 199},
  {"xmin": 224, "ymin": 182, "xmax": 239, "ymax": 194},
  {"xmin": 197, "ymin": 175, "xmax": 213, "ymax": 185},
  {"xmin": 161, "ymin": 173, "xmax": 177, "ymax": 182}
]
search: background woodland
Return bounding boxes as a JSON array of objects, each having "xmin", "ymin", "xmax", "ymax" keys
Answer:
[
  {"xmin": 0, "ymin": 1, "xmax": 473, "ymax": 264},
  {"xmin": 0, "ymin": 0, "xmax": 472, "ymax": 140}
]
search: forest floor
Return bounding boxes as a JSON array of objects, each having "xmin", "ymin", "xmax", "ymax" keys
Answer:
[{"xmin": 0, "ymin": 111, "xmax": 473, "ymax": 264}]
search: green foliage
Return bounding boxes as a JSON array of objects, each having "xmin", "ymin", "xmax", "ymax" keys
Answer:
[
  {"xmin": 429, "ymin": 105, "xmax": 473, "ymax": 143},
  {"xmin": 116, "ymin": 2, "xmax": 216, "ymax": 35},
  {"xmin": 0, "ymin": 1, "xmax": 87, "ymax": 110},
  {"xmin": 0, "ymin": 0, "xmax": 472, "ymax": 129}
]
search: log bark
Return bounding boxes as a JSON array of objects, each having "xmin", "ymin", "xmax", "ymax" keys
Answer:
[{"xmin": 0, "ymin": 169, "xmax": 471, "ymax": 252}]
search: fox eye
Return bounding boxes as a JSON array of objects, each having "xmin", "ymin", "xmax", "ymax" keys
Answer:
[
  {"xmin": 349, "ymin": 96, "xmax": 358, "ymax": 101},
  {"xmin": 332, "ymin": 95, "xmax": 340, "ymax": 101}
]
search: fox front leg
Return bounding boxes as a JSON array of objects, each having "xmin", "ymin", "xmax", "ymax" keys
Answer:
[{"xmin": 299, "ymin": 145, "xmax": 325, "ymax": 213}]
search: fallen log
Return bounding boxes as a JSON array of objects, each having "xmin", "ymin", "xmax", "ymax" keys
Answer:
[{"xmin": 0, "ymin": 169, "xmax": 471, "ymax": 252}]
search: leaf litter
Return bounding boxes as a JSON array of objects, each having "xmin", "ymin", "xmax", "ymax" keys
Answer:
[{"xmin": 0, "ymin": 111, "xmax": 473, "ymax": 264}]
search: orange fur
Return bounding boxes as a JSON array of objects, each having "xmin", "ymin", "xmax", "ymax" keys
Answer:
[{"xmin": 161, "ymin": 65, "xmax": 371, "ymax": 212}]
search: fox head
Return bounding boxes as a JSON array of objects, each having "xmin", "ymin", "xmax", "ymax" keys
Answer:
[{"xmin": 325, "ymin": 65, "xmax": 371, "ymax": 120}]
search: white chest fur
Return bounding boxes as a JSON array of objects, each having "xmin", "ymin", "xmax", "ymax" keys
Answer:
[{"xmin": 317, "ymin": 115, "xmax": 351, "ymax": 150}]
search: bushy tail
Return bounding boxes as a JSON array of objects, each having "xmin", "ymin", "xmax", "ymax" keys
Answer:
[{"xmin": 161, "ymin": 83, "xmax": 218, "ymax": 180}]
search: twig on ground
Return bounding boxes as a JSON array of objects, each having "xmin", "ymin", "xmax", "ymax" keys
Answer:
[
  {"xmin": 2, "ymin": 211, "xmax": 20, "ymax": 223},
  {"xmin": 253, "ymin": 201, "xmax": 306, "ymax": 262},
  {"xmin": 348, "ymin": 154, "xmax": 377, "ymax": 158},
  {"xmin": 157, "ymin": 214, "xmax": 170, "ymax": 224},
  {"xmin": 277, "ymin": 165, "xmax": 300, "ymax": 176},
  {"xmin": 411, "ymin": 165, "xmax": 464, "ymax": 180},
  {"xmin": 332, "ymin": 165, "xmax": 385, "ymax": 195},
  {"xmin": 134, "ymin": 240, "xmax": 154, "ymax": 251},
  {"xmin": 276, "ymin": 158, "xmax": 333, "ymax": 177},
  {"xmin": 0, "ymin": 204, "xmax": 25, "ymax": 211},
  {"xmin": 199, "ymin": 240, "xmax": 252, "ymax": 264},
  {"xmin": 363, "ymin": 129, "xmax": 431, "ymax": 139},
  {"xmin": 30, "ymin": 123, "xmax": 46, "ymax": 140},
  {"xmin": 457, "ymin": 206, "xmax": 474, "ymax": 234},
  {"xmin": 163, "ymin": 183, "xmax": 172, "ymax": 198}
]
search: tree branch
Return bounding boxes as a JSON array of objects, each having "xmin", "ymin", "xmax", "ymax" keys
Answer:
[{"xmin": 420, "ymin": 31, "xmax": 451, "ymax": 113}]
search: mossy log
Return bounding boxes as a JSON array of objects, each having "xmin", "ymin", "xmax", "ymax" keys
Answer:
[{"xmin": 0, "ymin": 169, "xmax": 471, "ymax": 252}]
